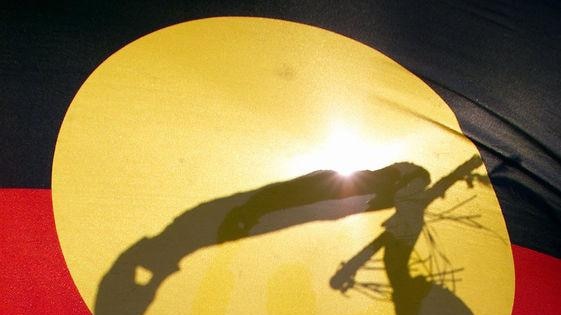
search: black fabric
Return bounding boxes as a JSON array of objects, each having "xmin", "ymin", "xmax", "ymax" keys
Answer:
[{"xmin": 1, "ymin": 1, "xmax": 560, "ymax": 256}]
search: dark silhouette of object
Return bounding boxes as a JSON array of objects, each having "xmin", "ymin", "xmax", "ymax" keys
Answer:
[
  {"xmin": 330, "ymin": 156, "xmax": 483, "ymax": 315},
  {"xmin": 94, "ymin": 156, "xmax": 482, "ymax": 315},
  {"xmin": 95, "ymin": 166, "xmax": 401, "ymax": 314}
]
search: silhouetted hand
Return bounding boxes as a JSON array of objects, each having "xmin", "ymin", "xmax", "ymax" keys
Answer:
[{"xmin": 95, "ymin": 237, "xmax": 178, "ymax": 315}]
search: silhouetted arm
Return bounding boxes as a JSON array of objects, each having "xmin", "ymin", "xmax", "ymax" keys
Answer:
[
  {"xmin": 425, "ymin": 155, "xmax": 482, "ymax": 202},
  {"xmin": 95, "ymin": 166, "xmax": 401, "ymax": 315},
  {"xmin": 217, "ymin": 167, "xmax": 401, "ymax": 242}
]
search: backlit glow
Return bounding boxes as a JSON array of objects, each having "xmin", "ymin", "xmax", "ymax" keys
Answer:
[{"xmin": 288, "ymin": 122, "xmax": 404, "ymax": 176}]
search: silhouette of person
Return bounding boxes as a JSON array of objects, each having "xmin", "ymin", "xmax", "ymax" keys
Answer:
[{"xmin": 95, "ymin": 156, "xmax": 480, "ymax": 315}]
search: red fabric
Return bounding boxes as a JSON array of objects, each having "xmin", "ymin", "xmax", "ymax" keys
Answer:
[
  {"xmin": 511, "ymin": 244, "xmax": 561, "ymax": 315},
  {"xmin": 0, "ymin": 189, "xmax": 89, "ymax": 315},
  {"xmin": 0, "ymin": 188, "xmax": 559, "ymax": 314}
]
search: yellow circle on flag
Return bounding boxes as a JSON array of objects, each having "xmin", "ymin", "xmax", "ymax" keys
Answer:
[{"xmin": 52, "ymin": 17, "xmax": 514, "ymax": 314}]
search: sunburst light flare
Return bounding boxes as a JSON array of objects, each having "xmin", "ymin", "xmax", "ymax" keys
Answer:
[{"xmin": 288, "ymin": 122, "xmax": 404, "ymax": 176}]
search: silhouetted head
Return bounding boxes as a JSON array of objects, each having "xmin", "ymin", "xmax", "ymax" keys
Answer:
[
  {"xmin": 392, "ymin": 162, "xmax": 431, "ymax": 196},
  {"xmin": 367, "ymin": 162, "xmax": 430, "ymax": 210}
]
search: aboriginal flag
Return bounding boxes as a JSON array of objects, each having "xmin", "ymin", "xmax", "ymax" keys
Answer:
[{"xmin": 1, "ymin": 1, "xmax": 560, "ymax": 315}]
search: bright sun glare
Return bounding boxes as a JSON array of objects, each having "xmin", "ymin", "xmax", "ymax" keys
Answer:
[{"xmin": 288, "ymin": 122, "xmax": 403, "ymax": 176}]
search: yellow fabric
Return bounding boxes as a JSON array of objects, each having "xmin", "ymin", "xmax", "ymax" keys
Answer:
[{"xmin": 52, "ymin": 17, "xmax": 514, "ymax": 314}]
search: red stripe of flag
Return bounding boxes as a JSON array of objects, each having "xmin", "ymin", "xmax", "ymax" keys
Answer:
[
  {"xmin": 1, "ymin": 189, "xmax": 559, "ymax": 314},
  {"xmin": 0, "ymin": 189, "xmax": 89, "ymax": 315},
  {"xmin": 511, "ymin": 245, "xmax": 561, "ymax": 314}
]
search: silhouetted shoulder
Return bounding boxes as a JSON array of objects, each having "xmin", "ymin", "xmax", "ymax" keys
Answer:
[{"xmin": 419, "ymin": 283, "xmax": 474, "ymax": 315}]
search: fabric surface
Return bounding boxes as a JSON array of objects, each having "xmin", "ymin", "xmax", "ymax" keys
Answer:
[{"xmin": 1, "ymin": 1, "xmax": 560, "ymax": 314}]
